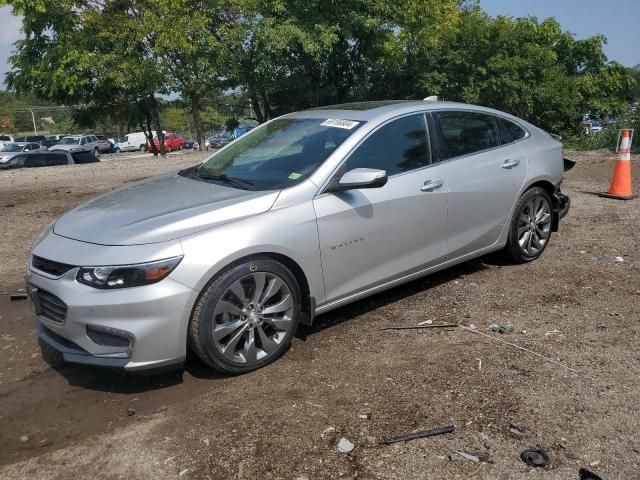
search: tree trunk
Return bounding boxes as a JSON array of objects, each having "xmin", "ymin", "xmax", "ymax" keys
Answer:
[
  {"xmin": 190, "ymin": 95, "xmax": 206, "ymax": 151},
  {"xmin": 142, "ymin": 115, "xmax": 157, "ymax": 155},
  {"xmin": 259, "ymin": 90, "xmax": 271, "ymax": 120},
  {"xmin": 148, "ymin": 95, "xmax": 165, "ymax": 156},
  {"xmin": 249, "ymin": 91, "xmax": 264, "ymax": 123}
]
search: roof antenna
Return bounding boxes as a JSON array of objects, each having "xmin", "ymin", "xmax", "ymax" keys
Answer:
[{"xmin": 423, "ymin": 95, "xmax": 439, "ymax": 101}]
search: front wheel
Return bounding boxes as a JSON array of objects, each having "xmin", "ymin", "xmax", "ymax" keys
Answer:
[
  {"xmin": 189, "ymin": 258, "xmax": 301, "ymax": 374},
  {"xmin": 93, "ymin": 147, "xmax": 99, "ymax": 158},
  {"xmin": 504, "ymin": 187, "xmax": 553, "ymax": 263}
]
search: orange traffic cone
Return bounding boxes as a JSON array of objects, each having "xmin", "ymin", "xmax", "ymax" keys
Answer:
[{"xmin": 600, "ymin": 129, "xmax": 637, "ymax": 200}]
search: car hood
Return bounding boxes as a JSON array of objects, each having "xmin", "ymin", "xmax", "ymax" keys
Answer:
[
  {"xmin": 0, "ymin": 152, "xmax": 20, "ymax": 162},
  {"xmin": 50, "ymin": 144, "xmax": 81, "ymax": 151},
  {"xmin": 53, "ymin": 173, "xmax": 281, "ymax": 245}
]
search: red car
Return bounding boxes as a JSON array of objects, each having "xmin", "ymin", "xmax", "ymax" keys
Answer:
[{"xmin": 148, "ymin": 133, "xmax": 184, "ymax": 152}]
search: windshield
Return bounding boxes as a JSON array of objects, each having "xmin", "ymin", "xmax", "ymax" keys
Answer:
[
  {"xmin": 60, "ymin": 137, "xmax": 80, "ymax": 145},
  {"xmin": 193, "ymin": 118, "xmax": 362, "ymax": 190},
  {"xmin": 1, "ymin": 144, "xmax": 23, "ymax": 152}
]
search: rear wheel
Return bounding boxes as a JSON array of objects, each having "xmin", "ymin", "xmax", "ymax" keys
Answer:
[
  {"xmin": 504, "ymin": 187, "xmax": 553, "ymax": 263},
  {"xmin": 114, "ymin": 147, "xmax": 121, "ymax": 154},
  {"xmin": 140, "ymin": 145, "xmax": 146, "ymax": 151},
  {"xmin": 189, "ymin": 258, "xmax": 301, "ymax": 374}
]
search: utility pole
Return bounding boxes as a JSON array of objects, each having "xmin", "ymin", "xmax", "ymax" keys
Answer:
[{"xmin": 29, "ymin": 109, "xmax": 37, "ymax": 135}]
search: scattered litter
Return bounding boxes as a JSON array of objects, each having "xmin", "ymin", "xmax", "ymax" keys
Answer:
[
  {"xmin": 20, "ymin": 435, "xmax": 29, "ymax": 443},
  {"xmin": 614, "ymin": 256, "xmax": 624, "ymax": 263},
  {"xmin": 10, "ymin": 291, "xmax": 28, "ymax": 301},
  {"xmin": 417, "ymin": 320, "xmax": 433, "ymax": 326},
  {"xmin": 380, "ymin": 425, "xmax": 455, "ymax": 445},
  {"xmin": 179, "ymin": 468, "xmax": 190, "ymax": 476},
  {"xmin": 508, "ymin": 424, "xmax": 524, "ymax": 436},
  {"xmin": 545, "ymin": 329, "xmax": 562, "ymax": 336},
  {"xmin": 476, "ymin": 358, "xmax": 482, "ymax": 371},
  {"xmin": 450, "ymin": 451, "xmax": 480, "ymax": 463},
  {"xmin": 358, "ymin": 413, "xmax": 372, "ymax": 420},
  {"xmin": 589, "ymin": 460, "xmax": 601, "ymax": 467},
  {"xmin": 520, "ymin": 449, "xmax": 549, "ymax": 467},
  {"xmin": 337, "ymin": 437, "xmax": 355, "ymax": 453},
  {"xmin": 127, "ymin": 408, "xmax": 136, "ymax": 416},
  {"xmin": 580, "ymin": 467, "xmax": 606, "ymax": 480},
  {"xmin": 459, "ymin": 325, "xmax": 578, "ymax": 373},
  {"xmin": 382, "ymin": 323, "xmax": 457, "ymax": 331},
  {"xmin": 488, "ymin": 322, "xmax": 514, "ymax": 334},
  {"xmin": 305, "ymin": 401, "xmax": 324, "ymax": 408},
  {"xmin": 579, "ymin": 250, "xmax": 587, "ymax": 254}
]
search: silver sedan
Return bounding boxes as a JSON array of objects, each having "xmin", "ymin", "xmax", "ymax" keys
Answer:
[{"xmin": 27, "ymin": 100, "xmax": 569, "ymax": 373}]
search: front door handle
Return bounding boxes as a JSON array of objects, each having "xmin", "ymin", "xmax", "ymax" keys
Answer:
[
  {"xmin": 501, "ymin": 159, "xmax": 520, "ymax": 169},
  {"xmin": 420, "ymin": 179, "xmax": 443, "ymax": 192}
]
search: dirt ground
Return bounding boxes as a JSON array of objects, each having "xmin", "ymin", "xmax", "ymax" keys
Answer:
[{"xmin": 0, "ymin": 149, "xmax": 639, "ymax": 479}]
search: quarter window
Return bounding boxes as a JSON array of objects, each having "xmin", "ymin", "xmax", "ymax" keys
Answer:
[
  {"xmin": 434, "ymin": 111, "xmax": 499, "ymax": 159},
  {"xmin": 496, "ymin": 117, "xmax": 527, "ymax": 143},
  {"xmin": 346, "ymin": 114, "xmax": 431, "ymax": 176}
]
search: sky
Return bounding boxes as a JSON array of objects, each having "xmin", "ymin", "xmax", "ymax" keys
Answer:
[{"xmin": 0, "ymin": 1, "xmax": 638, "ymax": 88}]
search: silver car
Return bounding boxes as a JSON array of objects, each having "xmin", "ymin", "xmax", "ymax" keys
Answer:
[
  {"xmin": 27, "ymin": 100, "xmax": 570, "ymax": 373},
  {"xmin": 0, "ymin": 142, "xmax": 47, "ymax": 163},
  {"xmin": 50, "ymin": 135, "xmax": 101, "ymax": 158}
]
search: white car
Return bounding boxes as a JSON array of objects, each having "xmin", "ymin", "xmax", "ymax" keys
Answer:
[{"xmin": 0, "ymin": 134, "xmax": 14, "ymax": 148}]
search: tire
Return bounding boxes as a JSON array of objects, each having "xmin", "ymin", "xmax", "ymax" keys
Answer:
[
  {"xmin": 504, "ymin": 187, "xmax": 553, "ymax": 263},
  {"xmin": 189, "ymin": 257, "xmax": 301, "ymax": 374},
  {"xmin": 114, "ymin": 147, "xmax": 121, "ymax": 154},
  {"xmin": 140, "ymin": 145, "xmax": 146, "ymax": 152},
  {"xmin": 93, "ymin": 147, "xmax": 99, "ymax": 158},
  {"xmin": 167, "ymin": 146, "xmax": 172, "ymax": 153}
]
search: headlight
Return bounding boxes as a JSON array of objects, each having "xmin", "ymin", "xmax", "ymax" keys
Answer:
[{"xmin": 76, "ymin": 256, "xmax": 183, "ymax": 289}]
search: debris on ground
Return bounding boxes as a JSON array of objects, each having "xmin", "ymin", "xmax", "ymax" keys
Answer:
[
  {"xmin": 382, "ymin": 323, "xmax": 457, "ymax": 331},
  {"xmin": 9, "ymin": 291, "xmax": 28, "ymax": 301},
  {"xmin": 127, "ymin": 408, "xmax": 136, "ymax": 416},
  {"xmin": 321, "ymin": 426, "xmax": 336, "ymax": 441},
  {"xmin": 545, "ymin": 329, "xmax": 562, "ymax": 336},
  {"xmin": 380, "ymin": 425, "xmax": 455, "ymax": 445},
  {"xmin": 20, "ymin": 435, "xmax": 29, "ymax": 442},
  {"xmin": 614, "ymin": 256, "xmax": 624, "ymax": 263},
  {"xmin": 508, "ymin": 424, "xmax": 524, "ymax": 436},
  {"xmin": 488, "ymin": 322, "xmax": 514, "ymax": 334},
  {"xmin": 520, "ymin": 449, "xmax": 549, "ymax": 467},
  {"xmin": 336, "ymin": 437, "xmax": 355, "ymax": 453},
  {"xmin": 449, "ymin": 451, "xmax": 480, "ymax": 463},
  {"xmin": 579, "ymin": 467, "xmax": 606, "ymax": 480}
]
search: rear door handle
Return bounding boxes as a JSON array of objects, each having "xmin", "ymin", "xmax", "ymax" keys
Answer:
[
  {"xmin": 420, "ymin": 179, "xmax": 443, "ymax": 192},
  {"xmin": 501, "ymin": 159, "xmax": 520, "ymax": 169}
]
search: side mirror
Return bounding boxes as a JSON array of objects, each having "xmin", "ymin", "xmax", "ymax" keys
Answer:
[{"xmin": 327, "ymin": 168, "xmax": 388, "ymax": 193}]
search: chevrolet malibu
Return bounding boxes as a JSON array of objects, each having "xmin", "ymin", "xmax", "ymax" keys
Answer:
[{"xmin": 28, "ymin": 100, "xmax": 570, "ymax": 374}]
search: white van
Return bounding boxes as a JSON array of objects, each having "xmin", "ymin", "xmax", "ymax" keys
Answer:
[{"xmin": 113, "ymin": 132, "xmax": 149, "ymax": 153}]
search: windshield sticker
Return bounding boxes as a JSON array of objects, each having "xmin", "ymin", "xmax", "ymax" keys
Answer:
[
  {"xmin": 288, "ymin": 172, "xmax": 302, "ymax": 180},
  {"xmin": 321, "ymin": 119, "xmax": 360, "ymax": 130}
]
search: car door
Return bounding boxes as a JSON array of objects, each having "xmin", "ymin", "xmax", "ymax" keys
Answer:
[
  {"xmin": 314, "ymin": 113, "xmax": 448, "ymax": 303},
  {"xmin": 433, "ymin": 110, "xmax": 528, "ymax": 259}
]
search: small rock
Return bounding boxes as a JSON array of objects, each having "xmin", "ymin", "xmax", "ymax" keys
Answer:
[
  {"xmin": 566, "ymin": 452, "xmax": 579, "ymax": 460},
  {"xmin": 337, "ymin": 438, "xmax": 355, "ymax": 453},
  {"xmin": 127, "ymin": 408, "xmax": 136, "ymax": 416},
  {"xmin": 20, "ymin": 435, "xmax": 29, "ymax": 443},
  {"xmin": 321, "ymin": 426, "xmax": 336, "ymax": 441},
  {"xmin": 579, "ymin": 250, "xmax": 586, "ymax": 254},
  {"xmin": 589, "ymin": 460, "xmax": 601, "ymax": 467},
  {"xmin": 614, "ymin": 256, "xmax": 624, "ymax": 263},
  {"xmin": 509, "ymin": 425, "xmax": 524, "ymax": 436}
]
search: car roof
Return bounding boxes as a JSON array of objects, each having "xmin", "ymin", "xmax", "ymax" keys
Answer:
[
  {"xmin": 21, "ymin": 150, "xmax": 67, "ymax": 155},
  {"xmin": 284, "ymin": 100, "xmax": 522, "ymax": 123}
]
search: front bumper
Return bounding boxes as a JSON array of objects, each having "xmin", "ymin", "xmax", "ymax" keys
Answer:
[{"xmin": 27, "ymin": 261, "xmax": 198, "ymax": 372}]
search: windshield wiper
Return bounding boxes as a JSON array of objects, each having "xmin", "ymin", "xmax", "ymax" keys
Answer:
[{"xmin": 197, "ymin": 172, "xmax": 255, "ymax": 190}]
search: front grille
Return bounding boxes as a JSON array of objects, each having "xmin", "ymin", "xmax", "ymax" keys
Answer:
[
  {"xmin": 36, "ymin": 289, "xmax": 68, "ymax": 323},
  {"xmin": 32, "ymin": 255, "xmax": 74, "ymax": 277}
]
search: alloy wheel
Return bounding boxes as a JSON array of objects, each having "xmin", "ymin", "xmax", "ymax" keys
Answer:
[
  {"xmin": 517, "ymin": 196, "xmax": 551, "ymax": 256},
  {"xmin": 211, "ymin": 272, "xmax": 294, "ymax": 365}
]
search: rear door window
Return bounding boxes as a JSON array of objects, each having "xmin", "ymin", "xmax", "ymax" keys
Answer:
[
  {"xmin": 346, "ymin": 114, "xmax": 432, "ymax": 176},
  {"xmin": 433, "ymin": 111, "xmax": 500, "ymax": 160}
]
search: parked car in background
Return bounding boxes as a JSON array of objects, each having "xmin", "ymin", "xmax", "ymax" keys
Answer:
[
  {"xmin": 0, "ymin": 134, "xmax": 14, "ymax": 148},
  {"xmin": 0, "ymin": 142, "xmax": 47, "ymax": 163},
  {"xmin": 94, "ymin": 135, "xmax": 112, "ymax": 154},
  {"xmin": 26, "ymin": 100, "xmax": 570, "ymax": 374},
  {"xmin": 13, "ymin": 135, "xmax": 47, "ymax": 145},
  {"xmin": 150, "ymin": 132, "xmax": 184, "ymax": 152},
  {"xmin": 113, "ymin": 132, "xmax": 149, "ymax": 153},
  {"xmin": 183, "ymin": 139, "xmax": 196, "ymax": 149},
  {"xmin": 0, "ymin": 149, "xmax": 100, "ymax": 170},
  {"xmin": 50, "ymin": 135, "xmax": 101, "ymax": 158},
  {"xmin": 208, "ymin": 133, "xmax": 232, "ymax": 149},
  {"xmin": 41, "ymin": 134, "xmax": 70, "ymax": 148}
]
